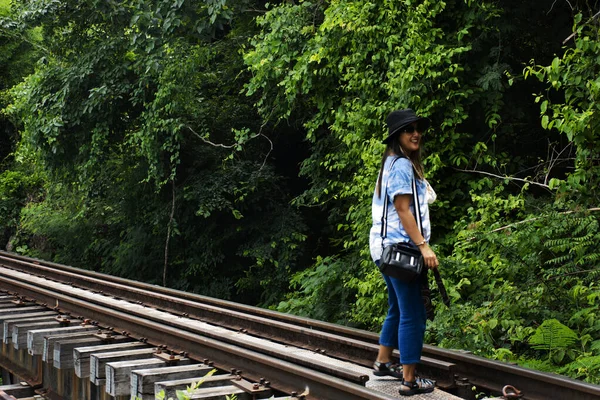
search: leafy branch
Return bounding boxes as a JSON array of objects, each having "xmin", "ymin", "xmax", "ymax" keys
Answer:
[
  {"xmin": 455, "ymin": 168, "xmax": 553, "ymax": 191},
  {"xmin": 0, "ymin": 19, "xmax": 49, "ymax": 54},
  {"xmin": 186, "ymin": 125, "xmax": 273, "ymax": 170}
]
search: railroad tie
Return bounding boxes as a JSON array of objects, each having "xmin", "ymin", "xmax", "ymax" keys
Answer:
[
  {"xmin": 155, "ymin": 374, "xmax": 235, "ymax": 400},
  {"xmin": 43, "ymin": 331, "xmax": 103, "ymax": 363},
  {"xmin": 0, "ymin": 383, "xmax": 35, "ymax": 399},
  {"xmin": 0, "ymin": 306, "xmax": 48, "ymax": 317},
  {"xmin": 52, "ymin": 334, "xmax": 129, "ymax": 368},
  {"xmin": 0, "ymin": 312, "xmax": 56, "ymax": 342},
  {"xmin": 184, "ymin": 384, "xmax": 246, "ymax": 400},
  {"xmin": 12, "ymin": 320, "xmax": 62, "ymax": 349},
  {"xmin": 73, "ymin": 341, "xmax": 148, "ymax": 379},
  {"xmin": 131, "ymin": 363, "xmax": 214, "ymax": 400},
  {"xmin": 105, "ymin": 357, "xmax": 171, "ymax": 396},
  {"xmin": 89, "ymin": 347, "xmax": 158, "ymax": 386},
  {"xmin": 28, "ymin": 324, "xmax": 96, "ymax": 355}
]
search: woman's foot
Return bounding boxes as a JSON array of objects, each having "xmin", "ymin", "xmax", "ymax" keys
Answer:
[
  {"xmin": 398, "ymin": 376, "xmax": 435, "ymax": 396},
  {"xmin": 372, "ymin": 361, "xmax": 403, "ymax": 378}
]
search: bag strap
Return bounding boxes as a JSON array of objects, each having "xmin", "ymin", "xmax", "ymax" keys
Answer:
[
  {"xmin": 380, "ymin": 156, "xmax": 401, "ymax": 241},
  {"xmin": 411, "ymin": 173, "xmax": 423, "ymax": 236}
]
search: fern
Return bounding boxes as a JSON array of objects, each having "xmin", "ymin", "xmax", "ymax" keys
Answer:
[
  {"xmin": 581, "ymin": 253, "xmax": 600, "ymax": 263},
  {"xmin": 545, "ymin": 237, "xmax": 574, "ymax": 253},
  {"xmin": 541, "ymin": 212, "xmax": 600, "ymax": 284},
  {"xmin": 545, "ymin": 254, "xmax": 572, "ymax": 265},
  {"xmin": 529, "ymin": 319, "xmax": 579, "ymax": 360}
]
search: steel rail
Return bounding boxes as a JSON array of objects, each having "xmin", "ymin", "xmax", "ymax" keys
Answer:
[
  {"xmin": 0, "ymin": 252, "xmax": 454, "ymax": 382},
  {"xmin": 0, "ymin": 252, "xmax": 372, "ymax": 341},
  {"xmin": 0, "ymin": 269, "xmax": 398, "ymax": 400},
  {"xmin": 2, "ymin": 251, "xmax": 600, "ymax": 399},
  {"xmin": 0, "ymin": 266, "xmax": 370, "ymax": 386},
  {"xmin": 425, "ymin": 347, "xmax": 600, "ymax": 400}
]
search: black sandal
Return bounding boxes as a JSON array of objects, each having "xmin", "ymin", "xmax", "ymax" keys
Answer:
[
  {"xmin": 398, "ymin": 377, "xmax": 435, "ymax": 396},
  {"xmin": 372, "ymin": 361, "xmax": 403, "ymax": 379}
]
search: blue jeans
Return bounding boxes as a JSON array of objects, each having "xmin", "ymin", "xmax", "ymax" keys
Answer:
[{"xmin": 377, "ymin": 261, "xmax": 427, "ymax": 365}]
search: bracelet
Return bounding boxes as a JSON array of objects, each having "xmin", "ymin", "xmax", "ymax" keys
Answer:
[{"xmin": 415, "ymin": 240, "xmax": 427, "ymax": 247}]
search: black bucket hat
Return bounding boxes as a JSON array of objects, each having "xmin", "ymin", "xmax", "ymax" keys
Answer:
[{"xmin": 383, "ymin": 109, "xmax": 431, "ymax": 144}]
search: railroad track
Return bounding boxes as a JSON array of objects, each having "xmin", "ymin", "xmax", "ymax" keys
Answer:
[{"xmin": 0, "ymin": 250, "xmax": 598, "ymax": 400}]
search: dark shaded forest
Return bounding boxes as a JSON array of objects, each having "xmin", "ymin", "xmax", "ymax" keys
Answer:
[{"xmin": 1, "ymin": 0, "xmax": 599, "ymax": 382}]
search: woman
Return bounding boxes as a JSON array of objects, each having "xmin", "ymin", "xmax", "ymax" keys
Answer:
[{"xmin": 369, "ymin": 109, "xmax": 439, "ymax": 396}]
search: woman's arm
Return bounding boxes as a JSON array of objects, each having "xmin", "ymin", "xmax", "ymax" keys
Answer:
[{"xmin": 394, "ymin": 194, "xmax": 439, "ymax": 269}]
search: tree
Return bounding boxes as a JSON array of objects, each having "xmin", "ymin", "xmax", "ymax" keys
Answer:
[
  {"xmin": 0, "ymin": 0, "xmax": 44, "ymax": 249},
  {"xmin": 5, "ymin": 0, "xmax": 308, "ymax": 305}
]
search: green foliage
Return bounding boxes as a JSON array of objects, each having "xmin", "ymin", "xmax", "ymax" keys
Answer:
[
  {"xmin": 525, "ymin": 12, "xmax": 600, "ymax": 205},
  {"xmin": 561, "ymin": 355, "xmax": 600, "ymax": 385},
  {"xmin": 426, "ymin": 203, "xmax": 600, "ymax": 381},
  {"xmin": 277, "ymin": 255, "xmax": 357, "ymax": 324},
  {"xmin": 529, "ymin": 319, "xmax": 578, "ymax": 360},
  {"xmin": 0, "ymin": 156, "xmax": 44, "ymax": 250},
  {"xmin": 542, "ymin": 213, "xmax": 600, "ymax": 284},
  {"xmin": 2, "ymin": 0, "xmax": 308, "ymax": 306},
  {"xmin": 155, "ymin": 368, "xmax": 216, "ymax": 400},
  {"xmin": 0, "ymin": 0, "xmax": 42, "ymax": 165}
]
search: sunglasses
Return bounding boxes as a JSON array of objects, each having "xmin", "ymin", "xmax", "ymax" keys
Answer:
[{"xmin": 402, "ymin": 123, "xmax": 428, "ymax": 134}]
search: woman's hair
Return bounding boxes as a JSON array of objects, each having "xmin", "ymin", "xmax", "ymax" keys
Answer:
[{"xmin": 376, "ymin": 132, "xmax": 424, "ymax": 199}]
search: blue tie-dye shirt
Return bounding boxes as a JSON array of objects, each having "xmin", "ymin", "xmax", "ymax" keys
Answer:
[{"xmin": 369, "ymin": 156, "xmax": 431, "ymax": 262}]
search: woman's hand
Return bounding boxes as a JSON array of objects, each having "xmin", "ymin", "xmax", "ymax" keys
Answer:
[{"xmin": 419, "ymin": 244, "xmax": 439, "ymax": 269}]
